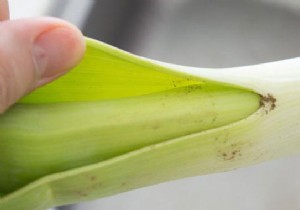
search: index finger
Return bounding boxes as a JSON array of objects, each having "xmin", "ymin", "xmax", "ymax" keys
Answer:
[{"xmin": 0, "ymin": 0, "xmax": 9, "ymax": 21}]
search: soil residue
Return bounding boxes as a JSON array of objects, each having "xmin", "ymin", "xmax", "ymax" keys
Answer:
[{"xmin": 259, "ymin": 94, "xmax": 277, "ymax": 114}]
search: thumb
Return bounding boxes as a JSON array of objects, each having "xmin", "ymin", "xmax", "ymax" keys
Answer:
[{"xmin": 0, "ymin": 17, "xmax": 85, "ymax": 112}]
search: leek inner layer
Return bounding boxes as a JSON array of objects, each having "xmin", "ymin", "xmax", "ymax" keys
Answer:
[{"xmin": 0, "ymin": 84, "xmax": 260, "ymax": 195}]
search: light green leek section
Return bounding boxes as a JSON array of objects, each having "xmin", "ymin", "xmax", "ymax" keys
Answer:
[
  {"xmin": 0, "ymin": 103, "xmax": 262, "ymax": 210},
  {"xmin": 0, "ymin": 84, "xmax": 259, "ymax": 194},
  {"xmin": 20, "ymin": 38, "xmax": 201, "ymax": 103}
]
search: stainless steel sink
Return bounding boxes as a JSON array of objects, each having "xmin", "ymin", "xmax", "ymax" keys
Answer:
[
  {"xmin": 133, "ymin": 0, "xmax": 300, "ymax": 67},
  {"xmin": 64, "ymin": 0, "xmax": 300, "ymax": 67}
]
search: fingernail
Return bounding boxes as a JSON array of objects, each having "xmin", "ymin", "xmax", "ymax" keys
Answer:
[{"xmin": 33, "ymin": 27, "xmax": 83, "ymax": 79}]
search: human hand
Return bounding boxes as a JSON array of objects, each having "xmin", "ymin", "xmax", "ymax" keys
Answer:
[{"xmin": 0, "ymin": 0, "xmax": 85, "ymax": 113}]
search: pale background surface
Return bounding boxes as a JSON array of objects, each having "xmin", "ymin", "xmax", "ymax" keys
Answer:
[{"xmin": 8, "ymin": 0, "xmax": 300, "ymax": 210}]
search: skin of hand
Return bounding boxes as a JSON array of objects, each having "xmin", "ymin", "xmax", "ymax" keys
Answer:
[{"xmin": 0, "ymin": 0, "xmax": 85, "ymax": 113}]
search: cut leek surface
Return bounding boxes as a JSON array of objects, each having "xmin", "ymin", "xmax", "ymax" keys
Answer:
[{"xmin": 0, "ymin": 38, "xmax": 299, "ymax": 210}]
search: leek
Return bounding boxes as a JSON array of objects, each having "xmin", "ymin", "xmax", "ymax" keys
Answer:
[{"xmin": 0, "ymin": 38, "xmax": 299, "ymax": 210}]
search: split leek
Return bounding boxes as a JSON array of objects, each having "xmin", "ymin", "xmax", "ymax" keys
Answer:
[{"xmin": 0, "ymin": 38, "xmax": 299, "ymax": 210}]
